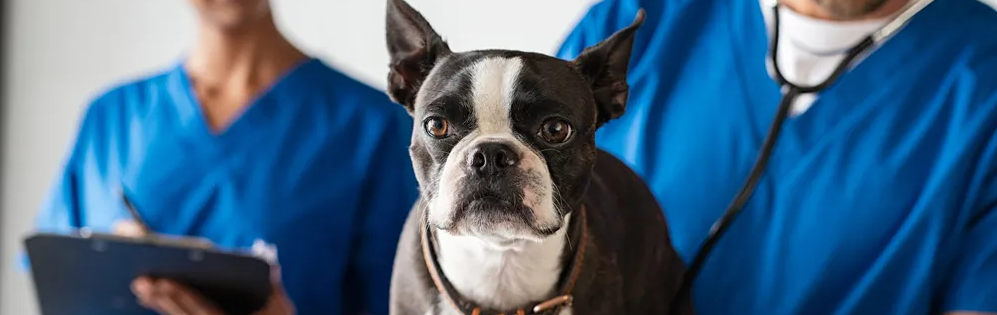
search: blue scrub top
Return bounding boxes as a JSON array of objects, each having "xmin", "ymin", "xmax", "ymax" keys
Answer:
[
  {"xmin": 558, "ymin": 0, "xmax": 997, "ymax": 314},
  {"xmin": 34, "ymin": 58, "xmax": 419, "ymax": 315}
]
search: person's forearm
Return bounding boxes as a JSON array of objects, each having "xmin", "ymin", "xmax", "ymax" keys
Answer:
[{"xmin": 946, "ymin": 311, "xmax": 997, "ymax": 315}]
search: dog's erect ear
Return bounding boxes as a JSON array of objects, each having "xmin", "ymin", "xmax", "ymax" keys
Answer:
[
  {"xmin": 386, "ymin": 0, "xmax": 452, "ymax": 113},
  {"xmin": 570, "ymin": 9, "xmax": 645, "ymax": 126}
]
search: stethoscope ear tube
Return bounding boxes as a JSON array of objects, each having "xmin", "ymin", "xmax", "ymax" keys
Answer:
[{"xmin": 666, "ymin": 1, "xmax": 934, "ymax": 312}]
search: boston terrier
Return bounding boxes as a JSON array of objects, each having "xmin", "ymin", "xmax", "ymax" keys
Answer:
[{"xmin": 384, "ymin": 0, "xmax": 694, "ymax": 314}]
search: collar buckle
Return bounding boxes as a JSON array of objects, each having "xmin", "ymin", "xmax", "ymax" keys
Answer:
[{"xmin": 531, "ymin": 295, "xmax": 573, "ymax": 313}]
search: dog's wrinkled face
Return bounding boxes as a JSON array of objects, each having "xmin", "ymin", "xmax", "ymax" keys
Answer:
[
  {"xmin": 385, "ymin": 0, "xmax": 644, "ymax": 244},
  {"xmin": 415, "ymin": 53, "xmax": 588, "ymax": 244}
]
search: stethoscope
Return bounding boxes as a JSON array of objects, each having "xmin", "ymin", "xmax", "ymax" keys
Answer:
[{"xmin": 668, "ymin": 0, "xmax": 936, "ymax": 312}]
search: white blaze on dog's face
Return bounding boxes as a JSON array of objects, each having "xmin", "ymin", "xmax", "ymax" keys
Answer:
[
  {"xmin": 423, "ymin": 57, "xmax": 561, "ymax": 243},
  {"xmin": 384, "ymin": 0, "xmax": 645, "ymax": 244}
]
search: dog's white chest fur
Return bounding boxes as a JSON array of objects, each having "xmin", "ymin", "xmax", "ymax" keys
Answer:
[{"xmin": 430, "ymin": 214, "xmax": 573, "ymax": 315}]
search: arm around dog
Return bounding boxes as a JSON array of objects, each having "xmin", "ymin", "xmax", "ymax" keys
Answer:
[
  {"xmin": 939, "ymin": 75, "xmax": 997, "ymax": 315},
  {"xmin": 941, "ymin": 202, "xmax": 997, "ymax": 314},
  {"xmin": 342, "ymin": 104, "xmax": 421, "ymax": 315}
]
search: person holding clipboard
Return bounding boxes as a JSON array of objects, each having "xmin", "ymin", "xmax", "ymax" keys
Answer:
[
  {"xmin": 31, "ymin": 0, "xmax": 418, "ymax": 314},
  {"xmin": 112, "ymin": 200, "xmax": 295, "ymax": 315}
]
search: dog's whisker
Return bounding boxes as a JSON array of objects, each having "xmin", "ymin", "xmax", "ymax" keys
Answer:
[{"xmin": 548, "ymin": 182, "xmax": 574, "ymax": 250}]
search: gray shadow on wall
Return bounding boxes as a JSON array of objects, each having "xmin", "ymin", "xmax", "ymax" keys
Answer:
[{"xmin": 0, "ymin": 0, "xmax": 7, "ymax": 309}]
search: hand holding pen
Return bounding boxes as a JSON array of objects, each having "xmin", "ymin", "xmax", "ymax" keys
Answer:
[
  {"xmin": 114, "ymin": 192, "xmax": 152, "ymax": 238},
  {"xmin": 116, "ymin": 189, "xmax": 294, "ymax": 315}
]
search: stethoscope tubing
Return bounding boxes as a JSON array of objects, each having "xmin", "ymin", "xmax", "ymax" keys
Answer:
[{"xmin": 667, "ymin": 0, "xmax": 935, "ymax": 312}]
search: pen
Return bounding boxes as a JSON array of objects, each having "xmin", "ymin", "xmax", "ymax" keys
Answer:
[
  {"xmin": 117, "ymin": 186, "xmax": 214, "ymax": 249},
  {"xmin": 120, "ymin": 190, "xmax": 152, "ymax": 236}
]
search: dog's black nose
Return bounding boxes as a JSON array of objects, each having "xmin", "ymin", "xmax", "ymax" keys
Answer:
[{"xmin": 468, "ymin": 142, "xmax": 519, "ymax": 176}]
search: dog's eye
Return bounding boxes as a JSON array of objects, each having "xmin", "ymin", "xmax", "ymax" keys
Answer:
[
  {"xmin": 538, "ymin": 118, "xmax": 573, "ymax": 144},
  {"xmin": 424, "ymin": 117, "xmax": 450, "ymax": 139}
]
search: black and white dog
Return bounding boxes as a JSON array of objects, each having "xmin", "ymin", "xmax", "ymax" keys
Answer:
[{"xmin": 384, "ymin": 0, "xmax": 693, "ymax": 314}]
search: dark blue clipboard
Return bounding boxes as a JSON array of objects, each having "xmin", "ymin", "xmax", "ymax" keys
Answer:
[{"xmin": 24, "ymin": 232, "xmax": 273, "ymax": 315}]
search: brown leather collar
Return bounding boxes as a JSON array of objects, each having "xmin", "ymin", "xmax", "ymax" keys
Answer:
[{"xmin": 420, "ymin": 205, "xmax": 589, "ymax": 315}]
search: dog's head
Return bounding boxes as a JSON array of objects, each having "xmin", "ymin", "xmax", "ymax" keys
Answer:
[{"xmin": 386, "ymin": 0, "xmax": 644, "ymax": 246}]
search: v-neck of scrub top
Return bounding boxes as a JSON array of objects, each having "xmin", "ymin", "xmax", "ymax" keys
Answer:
[
  {"xmin": 166, "ymin": 57, "xmax": 321, "ymax": 154},
  {"xmin": 760, "ymin": 0, "xmax": 890, "ymax": 116},
  {"xmin": 727, "ymin": 0, "xmax": 923, "ymax": 178}
]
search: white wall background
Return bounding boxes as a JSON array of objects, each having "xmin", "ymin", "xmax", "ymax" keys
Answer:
[
  {"xmin": 2, "ymin": 1, "xmax": 996, "ymax": 315},
  {"xmin": 0, "ymin": 1, "xmax": 597, "ymax": 314}
]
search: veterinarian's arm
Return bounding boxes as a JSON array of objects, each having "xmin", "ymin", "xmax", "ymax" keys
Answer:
[
  {"xmin": 942, "ymin": 214, "xmax": 997, "ymax": 315},
  {"xmin": 940, "ymin": 179, "xmax": 997, "ymax": 314},
  {"xmin": 34, "ymin": 154, "xmax": 83, "ymax": 234},
  {"xmin": 35, "ymin": 102, "xmax": 113, "ymax": 233},
  {"xmin": 555, "ymin": 0, "xmax": 652, "ymax": 62},
  {"xmin": 343, "ymin": 107, "xmax": 420, "ymax": 315},
  {"xmin": 21, "ymin": 101, "xmax": 108, "ymax": 270},
  {"xmin": 940, "ymin": 81, "xmax": 997, "ymax": 315}
]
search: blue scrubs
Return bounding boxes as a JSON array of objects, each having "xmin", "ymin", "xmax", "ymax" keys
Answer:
[
  {"xmin": 558, "ymin": 0, "xmax": 997, "ymax": 314},
  {"xmin": 34, "ymin": 58, "xmax": 419, "ymax": 315}
]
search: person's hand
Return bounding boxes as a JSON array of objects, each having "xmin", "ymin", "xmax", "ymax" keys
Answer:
[
  {"xmin": 112, "ymin": 219, "xmax": 148, "ymax": 237},
  {"xmin": 112, "ymin": 220, "xmax": 294, "ymax": 315},
  {"xmin": 130, "ymin": 269, "xmax": 295, "ymax": 315}
]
